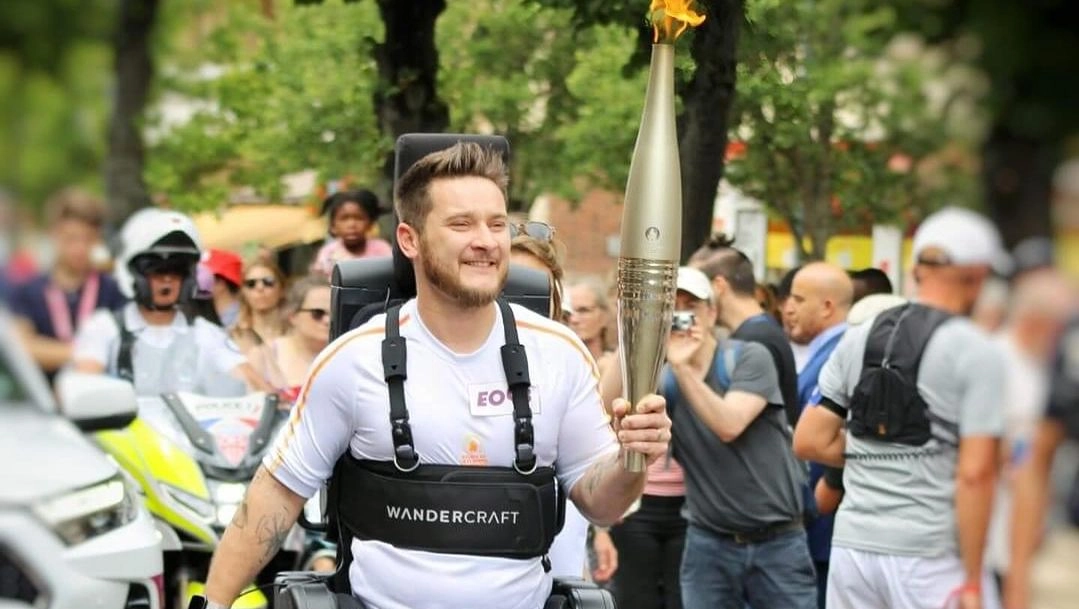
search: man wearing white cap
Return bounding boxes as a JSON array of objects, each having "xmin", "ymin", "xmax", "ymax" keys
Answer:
[
  {"xmin": 794, "ymin": 206, "xmax": 1008, "ymax": 609},
  {"xmin": 662, "ymin": 266, "xmax": 816, "ymax": 609}
]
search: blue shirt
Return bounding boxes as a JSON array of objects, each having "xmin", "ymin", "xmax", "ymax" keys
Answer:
[{"xmin": 797, "ymin": 322, "xmax": 847, "ymax": 563}]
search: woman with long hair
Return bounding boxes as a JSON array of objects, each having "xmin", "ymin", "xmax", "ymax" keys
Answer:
[
  {"xmin": 509, "ymin": 223, "xmax": 619, "ymax": 587},
  {"xmin": 231, "ymin": 258, "xmax": 288, "ymax": 352},
  {"xmin": 246, "ymin": 274, "xmax": 331, "ymax": 405}
]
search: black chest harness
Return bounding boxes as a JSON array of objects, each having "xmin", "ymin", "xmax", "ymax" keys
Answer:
[{"xmin": 329, "ymin": 299, "xmax": 566, "ymax": 565}]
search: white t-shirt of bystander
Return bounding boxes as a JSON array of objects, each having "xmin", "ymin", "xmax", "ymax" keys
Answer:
[{"xmin": 72, "ymin": 302, "xmax": 248, "ymax": 397}]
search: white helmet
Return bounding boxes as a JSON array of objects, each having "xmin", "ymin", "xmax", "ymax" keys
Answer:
[{"xmin": 114, "ymin": 208, "xmax": 204, "ymax": 308}]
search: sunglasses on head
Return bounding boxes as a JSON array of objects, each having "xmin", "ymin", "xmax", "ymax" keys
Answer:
[
  {"xmin": 244, "ymin": 277, "xmax": 277, "ymax": 289},
  {"xmin": 509, "ymin": 221, "xmax": 555, "ymax": 243},
  {"xmin": 300, "ymin": 308, "xmax": 329, "ymax": 322}
]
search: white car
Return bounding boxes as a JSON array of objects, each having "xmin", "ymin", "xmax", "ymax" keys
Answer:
[{"xmin": 0, "ymin": 312, "xmax": 164, "ymax": 609}]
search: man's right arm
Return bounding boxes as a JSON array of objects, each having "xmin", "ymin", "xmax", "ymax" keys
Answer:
[
  {"xmin": 954, "ymin": 332, "xmax": 1005, "ymax": 599},
  {"xmin": 204, "ymin": 332, "xmax": 364, "ymax": 604},
  {"xmin": 204, "ymin": 467, "xmax": 307, "ymax": 606}
]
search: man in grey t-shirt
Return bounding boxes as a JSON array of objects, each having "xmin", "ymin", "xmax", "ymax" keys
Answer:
[
  {"xmin": 794, "ymin": 207, "xmax": 1008, "ymax": 609},
  {"xmin": 662, "ymin": 267, "xmax": 815, "ymax": 609}
]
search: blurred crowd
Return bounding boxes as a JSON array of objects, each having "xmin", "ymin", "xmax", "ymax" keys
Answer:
[{"xmin": 2, "ymin": 182, "xmax": 1077, "ymax": 609}]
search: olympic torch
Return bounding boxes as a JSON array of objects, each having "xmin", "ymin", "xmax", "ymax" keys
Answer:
[{"xmin": 618, "ymin": 1, "xmax": 705, "ymax": 472}]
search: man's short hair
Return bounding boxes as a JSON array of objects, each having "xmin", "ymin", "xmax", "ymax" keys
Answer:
[
  {"xmin": 44, "ymin": 187, "xmax": 106, "ymax": 229},
  {"xmin": 690, "ymin": 234, "xmax": 757, "ymax": 297},
  {"xmin": 850, "ymin": 267, "xmax": 894, "ymax": 301},
  {"xmin": 394, "ymin": 142, "xmax": 509, "ymax": 232}
]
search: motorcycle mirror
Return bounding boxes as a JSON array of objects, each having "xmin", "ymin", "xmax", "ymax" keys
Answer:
[{"xmin": 55, "ymin": 372, "xmax": 138, "ymax": 432}]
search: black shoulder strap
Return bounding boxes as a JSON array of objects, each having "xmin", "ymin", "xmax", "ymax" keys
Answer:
[
  {"xmin": 380, "ymin": 300, "xmax": 537, "ymax": 474},
  {"xmin": 382, "ymin": 304, "xmax": 418, "ymax": 472},
  {"xmin": 496, "ymin": 299, "xmax": 537, "ymax": 474},
  {"xmin": 112, "ymin": 309, "xmax": 136, "ymax": 383},
  {"xmin": 863, "ymin": 303, "xmax": 951, "ymax": 377},
  {"xmin": 902, "ymin": 304, "xmax": 952, "ymax": 379}
]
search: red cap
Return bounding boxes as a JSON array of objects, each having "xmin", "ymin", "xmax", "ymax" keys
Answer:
[{"xmin": 202, "ymin": 248, "xmax": 243, "ymax": 287}]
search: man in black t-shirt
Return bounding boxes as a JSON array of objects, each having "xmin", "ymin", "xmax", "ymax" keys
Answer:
[
  {"xmin": 690, "ymin": 239, "xmax": 800, "ymax": 426},
  {"xmin": 1006, "ymin": 315, "xmax": 1079, "ymax": 609}
]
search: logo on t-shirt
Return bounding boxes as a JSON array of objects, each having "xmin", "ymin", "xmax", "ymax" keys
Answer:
[
  {"xmin": 460, "ymin": 435, "xmax": 488, "ymax": 466},
  {"xmin": 468, "ymin": 382, "xmax": 541, "ymax": 416}
]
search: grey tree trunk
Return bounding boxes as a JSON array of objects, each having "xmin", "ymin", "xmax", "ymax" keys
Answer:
[{"xmin": 677, "ymin": 0, "xmax": 744, "ymax": 263}]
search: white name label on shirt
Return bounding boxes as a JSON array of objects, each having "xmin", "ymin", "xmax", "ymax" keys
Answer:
[{"xmin": 468, "ymin": 382, "xmax": 541, "ymax": 416}]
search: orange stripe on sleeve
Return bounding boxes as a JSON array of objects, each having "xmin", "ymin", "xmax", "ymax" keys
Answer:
[
  {"xmin": 514, "ymin": 320, "xmax": 614, "ymax": 425},
  {"xmin": 267, "ymin": 315, "xmax": 410, "ymax": 473},
  {"xmin": 515, "ymin": 319, "xmax": 601, "ymax": 382}
]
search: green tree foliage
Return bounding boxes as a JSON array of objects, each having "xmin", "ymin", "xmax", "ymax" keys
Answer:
[
  {"xmin": 438, "ymin": 1, "xmax": 646, "ymax": 208},
  {"xmin": 726, "ymin": 0, "xmax": 985, "ymax": 260},
  {"xmin": 147, "ymin": 0, "xmax": 649, "ymax": 215},
  {"xmin": 145, "ymin": 0, "xmax": 387, "ymax": 212},
  {"xmin": 0, "ymin": 0, "xmax": 114, "ymax": 215}
]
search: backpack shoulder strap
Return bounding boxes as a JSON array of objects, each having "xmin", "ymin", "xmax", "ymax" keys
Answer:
[
  {"xmin": 863, "ymin": 304, "xmax": 908, "ymax": 369},
  {"xmin": 875, "ymin": 304, "xmax": 951, "ymax": 376},
  {"xmin": 903, "ymin": 304, "xmax": 952, "ymax": 379},
  {"xmin": 112, "ymin": 309, "xmax": 135, "ymax": 383},
  {"xmin": 714, "ymin": 339, "xmax": 744, "ymax": 392}
]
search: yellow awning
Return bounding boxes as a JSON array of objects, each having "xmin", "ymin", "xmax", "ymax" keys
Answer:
[{"xmin": 192, "ymin": 205, "xmax": 328, "ymax": 251}]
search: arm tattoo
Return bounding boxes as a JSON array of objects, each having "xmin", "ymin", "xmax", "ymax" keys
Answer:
[
  {"xmin": 583, "ymin": 453, "xmax": 621, "ymax": 501},
  {"xmin": 255, "ymin": 506, "xmax": 292, "ymax": 563}
]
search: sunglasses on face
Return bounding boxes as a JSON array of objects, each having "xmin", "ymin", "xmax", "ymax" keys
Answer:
[
  {"xmin": 244, "ymin": 277, "xmax": 277, "ymax": 289},
  {"xmin": 300, "ymin": 308, "xmax": 329, "ymax": 322},
  {"xmin": 509, "ymin": 221, "xmax": 555, "ymax": 242}
]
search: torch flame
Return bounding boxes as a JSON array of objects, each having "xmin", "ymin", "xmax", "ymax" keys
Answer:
[{"xmin": 649, "ymin": 0, "xmax": 706, "ymax": 44}]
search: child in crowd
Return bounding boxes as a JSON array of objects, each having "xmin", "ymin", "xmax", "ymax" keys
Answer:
[{"xmin": 309, "ymin": 189, "xmax": 392, "ymax": 276}]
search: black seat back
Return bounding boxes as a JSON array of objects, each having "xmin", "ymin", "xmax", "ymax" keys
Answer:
[{"xmin": 328, "ymin": 133, "xmax": 550, "ymax": 340}]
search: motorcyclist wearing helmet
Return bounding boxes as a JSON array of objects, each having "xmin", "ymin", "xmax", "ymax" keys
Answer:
[{"xmin": 71, "ymin": 209, "xmax": 270, "ymax": 396}]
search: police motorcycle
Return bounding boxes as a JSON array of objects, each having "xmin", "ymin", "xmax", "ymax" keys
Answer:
[
  {"xmin": 89, "ymin": 209, "xmax": 314, "ymax": 608},
  {"xmin": 92, "ymin": 390, "xmax": 307, "ymax": 609},
  {"xmin": 256, "ymin": 134, "xmax": 615, "ymax": 609}
]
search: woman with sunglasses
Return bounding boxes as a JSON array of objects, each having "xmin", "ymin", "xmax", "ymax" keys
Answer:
[
  {"xmin": 231, "ymin": 259, "xmax": 289, "ymax": 352},
  {"xmin": 246, "ymin": 274, "xmax": 332, "ymax": 408}
]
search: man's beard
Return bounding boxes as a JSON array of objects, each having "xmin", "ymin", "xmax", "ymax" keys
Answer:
[{"xmin": 419, "ymin": 236, "xmax": 507, "ymax": 309}]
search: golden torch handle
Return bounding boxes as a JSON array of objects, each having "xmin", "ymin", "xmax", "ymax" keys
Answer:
[{"xmin": 617, "ymin": 43, "xmax": 682, "ymax": 473}]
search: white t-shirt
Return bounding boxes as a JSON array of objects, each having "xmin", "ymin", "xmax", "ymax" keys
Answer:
[
  {"xmin": 265, "ymin": 299, "xmax": 618, "ymax": 609},
  {"xmin": 985, "ymin": 332, "xmax": 1049, "ymax": 572},
  {"xmin": 72, "ymin": 302, "xmax": 248, "ymax": 396}
]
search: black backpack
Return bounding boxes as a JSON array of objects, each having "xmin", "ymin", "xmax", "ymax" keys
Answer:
[{"xmin": 848, "ymin": 303, "xmax": 953, "ymax": 446}]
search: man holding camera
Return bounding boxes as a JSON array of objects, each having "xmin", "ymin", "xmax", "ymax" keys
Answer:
[{"xmin": 663, "ymin": 266, "xmax": 816, "ymax": 609}]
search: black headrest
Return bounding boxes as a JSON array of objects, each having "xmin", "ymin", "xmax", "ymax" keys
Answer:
[
  {"xmin": 329, "ymin": 258, "xmax": 551, "ymax": 340},
  {"xmin": 390, "ymin": 133, "xmax": 511, "ymax": 295}
]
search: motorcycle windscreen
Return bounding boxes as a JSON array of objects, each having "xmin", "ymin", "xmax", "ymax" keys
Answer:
[{"xmin": 161, "ymin": 392, "xmax": 284, "ymax": 470}]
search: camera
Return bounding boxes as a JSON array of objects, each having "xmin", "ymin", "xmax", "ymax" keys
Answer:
[{"xmin": 671, "ymin": 311, "xmax": 696, "ymax": 331}]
